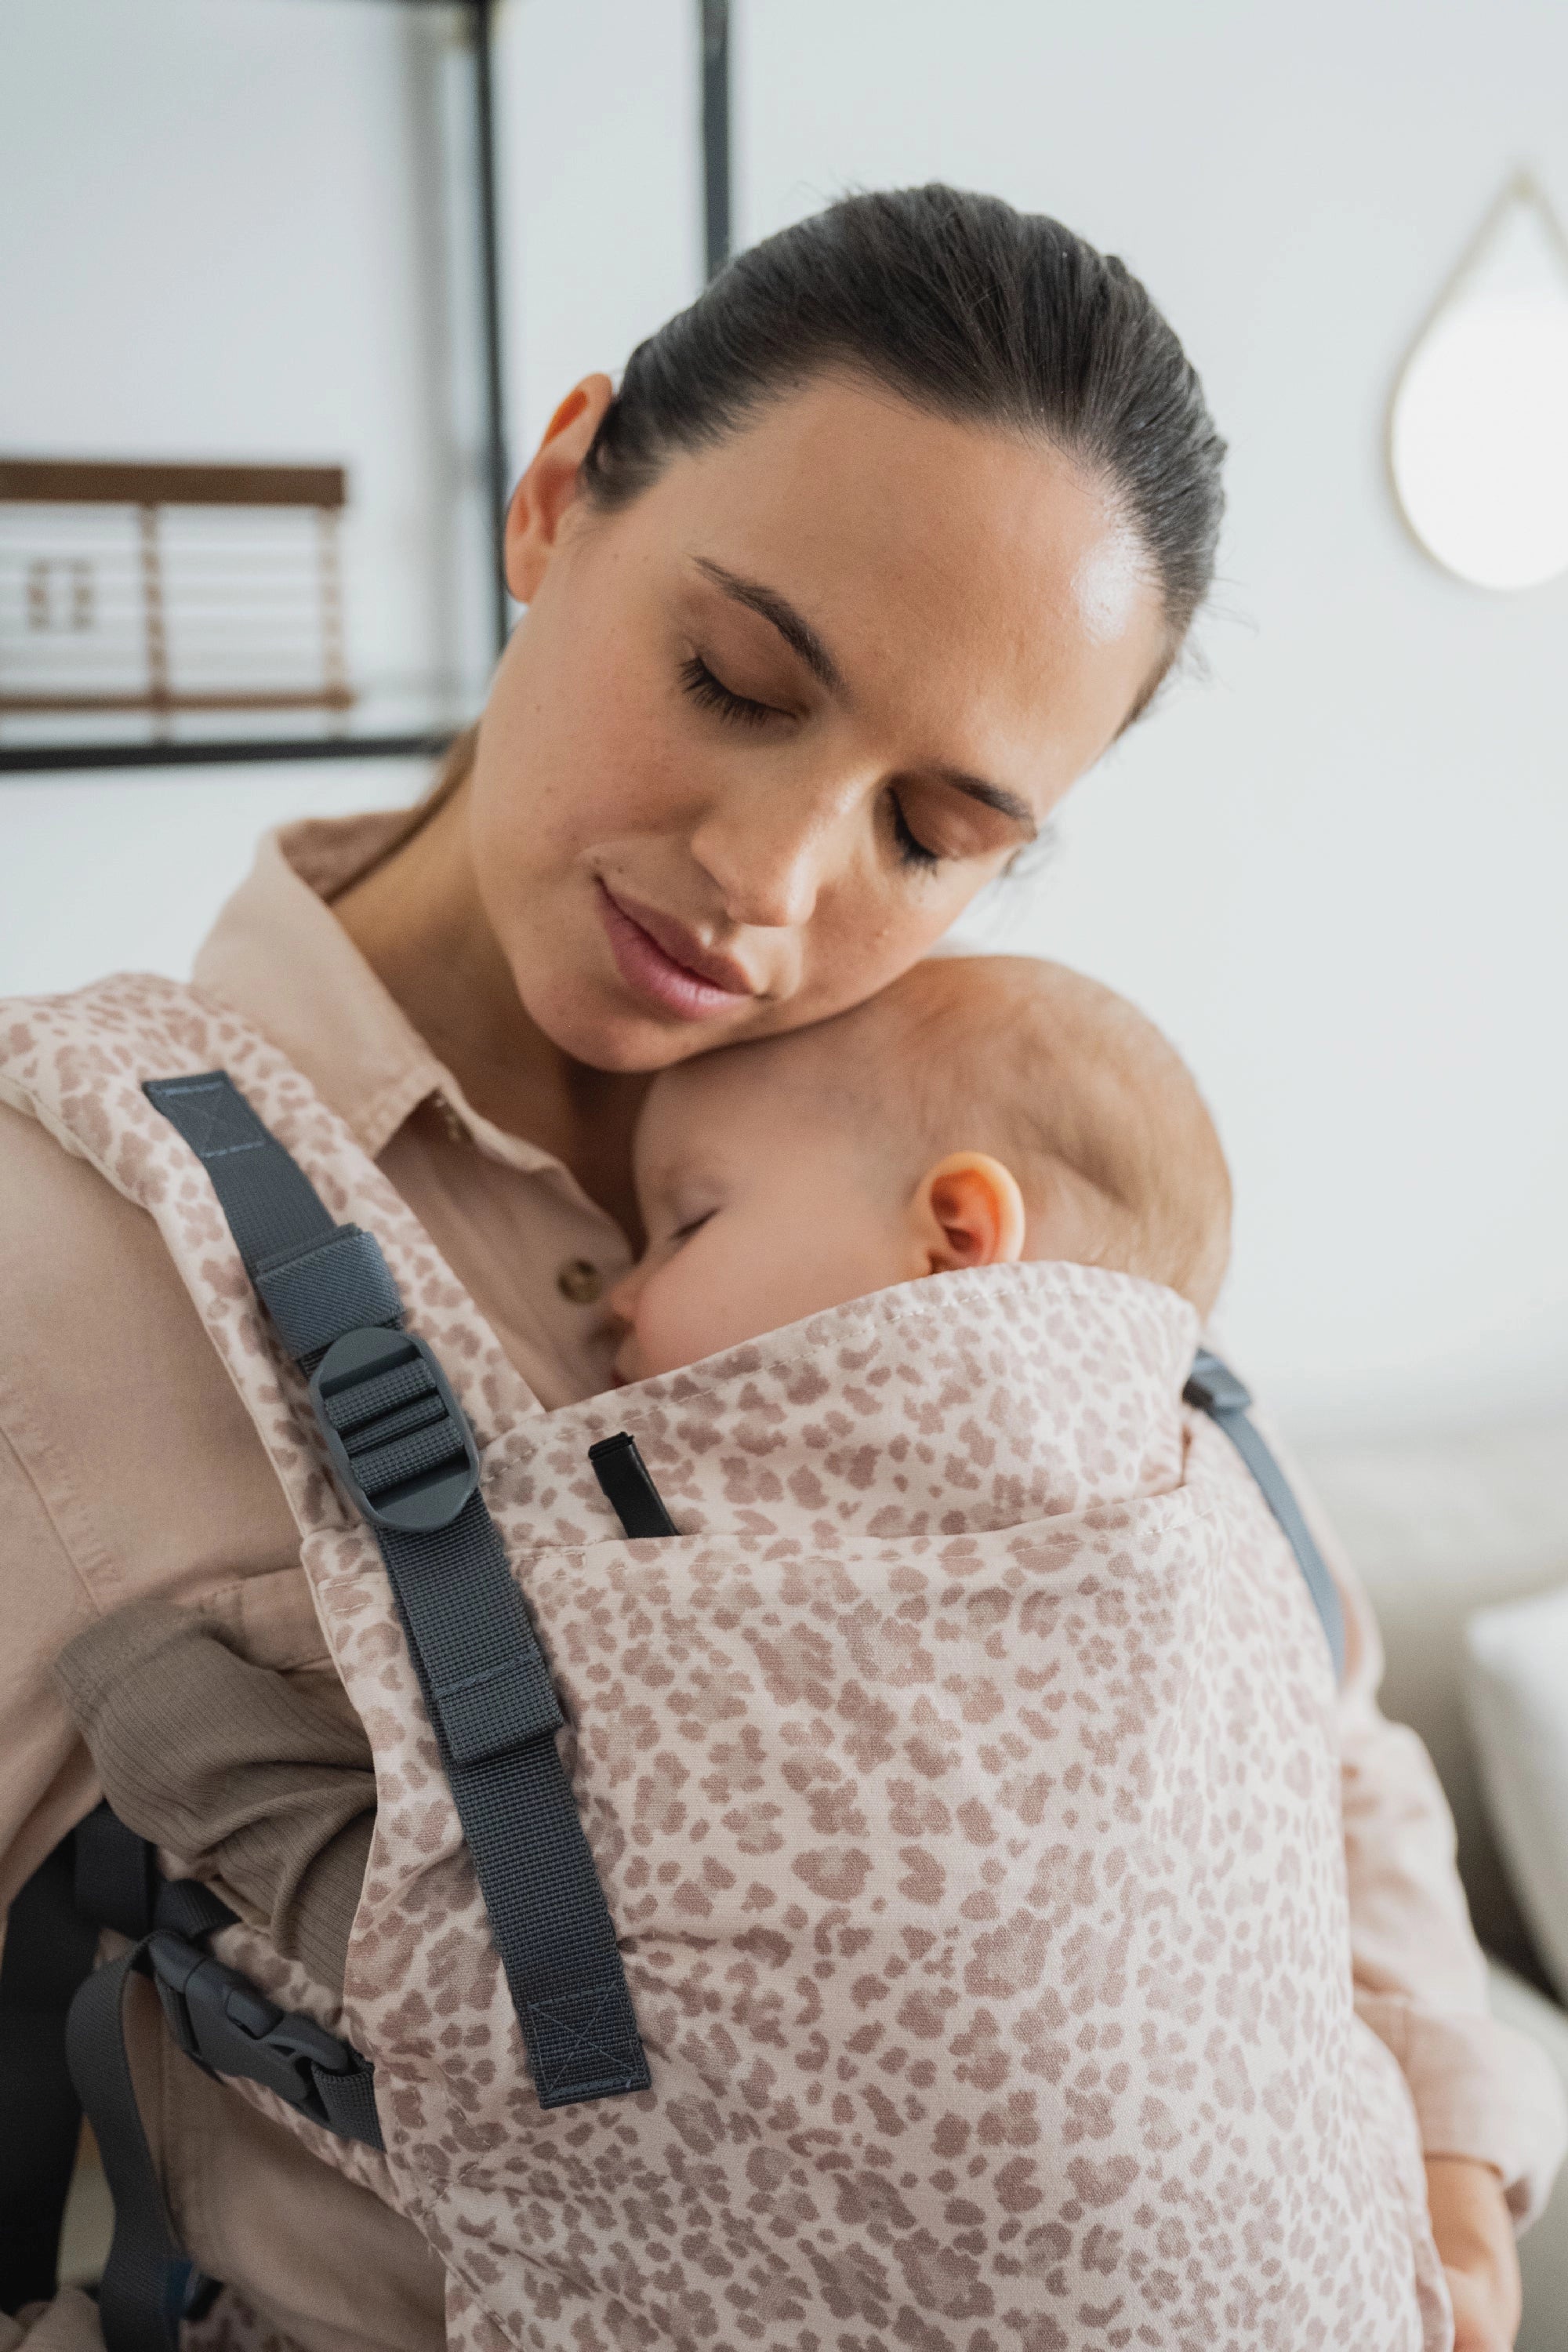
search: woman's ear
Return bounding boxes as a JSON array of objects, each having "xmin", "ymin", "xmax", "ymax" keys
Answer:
[
  {"xmin": 912, "ymin": 1152, "xmax": 1026, "ymax": 1273},
  {"xmin": 504, "ymin": 374, "xmax": 615, "ymax": 603}
]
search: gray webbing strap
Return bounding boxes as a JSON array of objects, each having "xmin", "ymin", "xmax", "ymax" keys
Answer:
[
  {"xmin": 145, "ymin": 1072, "xmax": 649, "ymax": 2108},
  {"xmin": 1184, "ymin": 1348, "xmax": 1346, "ymax": 1681},
  {"xmin": 64, "ymin": 1806, "xmax": 383, "ymax": 2352}
]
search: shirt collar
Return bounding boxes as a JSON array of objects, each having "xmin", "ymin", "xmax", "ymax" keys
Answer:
[{"xmin": 191, "ymin": 803, "xmax": 564, "ymax": 1181}]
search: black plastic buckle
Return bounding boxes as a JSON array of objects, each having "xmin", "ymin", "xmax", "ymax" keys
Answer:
[
  {"xmin": 309, "ymin": 1325, "xmax": 481, "ymax": 1534},
  {"xmin": 147, "ymin": 1931, "xmax": 356, "ymax": 2129},
  {"xmin": 1183, "ymin": 1348, "xmax": 1254, "ymax": 1417}
]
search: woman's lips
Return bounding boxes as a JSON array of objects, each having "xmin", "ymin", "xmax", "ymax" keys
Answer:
[{"xmin": 596, "ymin": 882, "xmax": 759, "ymax": 1022}]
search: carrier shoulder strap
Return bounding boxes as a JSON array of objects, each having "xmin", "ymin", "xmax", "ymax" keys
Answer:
[
  {"xmin": 144, "ymin": 1070, "xmax": 649, "ymax": 2111},
  {"xmin": 1184, "ymin": 1347, "xmax": 1347, "ymax": 1681}
]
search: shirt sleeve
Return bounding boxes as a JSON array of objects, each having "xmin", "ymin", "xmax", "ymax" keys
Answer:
[
  {"xmin": 1261, "ymin": 1407, "xmax": 1568, "ymax": 2227},
  {"xmin": 0, "ymin": 1091, "xmax": 318, "ymax": 1922},
  {"xmin": 54, "ymin": 1597, "xmax": 373, "ymax": 1993},
  {"xmin": 0, "ymin": 1408, "xmax": 101, "ymax": 1922}
]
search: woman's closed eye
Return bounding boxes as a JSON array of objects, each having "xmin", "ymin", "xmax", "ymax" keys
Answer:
[
  {"xmin": 679, "ymin": 653, "xmax": 787, "ymax": 730},
  {"xmin": 888, "ymin": 793, "xmax": 940, "ymax": 871},
  {"xmin": 678, "ymin": 650, "xmax": 966, "ymax": 874}
]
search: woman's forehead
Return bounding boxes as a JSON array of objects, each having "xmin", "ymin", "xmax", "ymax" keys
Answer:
[{"xmin": 632, "ymin": 375, "xmax": 1167, "ymax": 791}]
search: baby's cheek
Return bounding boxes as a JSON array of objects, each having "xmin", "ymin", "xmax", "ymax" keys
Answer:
[{"xmin": 633, "ymin": 1237, "xmax": 764, "ymax": 1377}]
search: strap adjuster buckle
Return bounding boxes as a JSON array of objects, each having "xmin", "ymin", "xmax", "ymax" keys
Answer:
[
  {"xmin": 147, "ymin": 1932, "xmax": 355, "ymax": 2129},
  {"xmin": 310, "ymin": 1326, "xmax": 481, "ymax": 1534},
  {"xmin": 1183, "ymin": 1348, "xmax": 1253, "ymax": 1417}
]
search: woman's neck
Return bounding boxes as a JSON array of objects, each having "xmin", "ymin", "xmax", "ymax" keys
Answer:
[{"xmin": 332, "ymin": 776, "xmax": 648, "ymax": 1240}]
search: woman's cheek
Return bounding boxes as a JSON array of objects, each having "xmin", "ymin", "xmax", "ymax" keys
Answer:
[{"xmin": 802, "ymin": 879, "xmax": 983, "ymax": 1036}]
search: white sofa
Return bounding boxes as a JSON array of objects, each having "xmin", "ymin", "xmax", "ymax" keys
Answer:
[{"xmin": 1300, "ymin": 1415, "xmax": 1568, "ymax": 2351}]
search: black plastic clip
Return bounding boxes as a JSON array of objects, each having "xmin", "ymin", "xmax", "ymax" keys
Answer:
[
  {"xmin": 310, "ymin": 1326, "xmax": 481, "ymax": 1534},
  {"xmin": 589, "ymin": 1431, "xmax": 678, "ymax": 1538},
  {"xmin": 147, "ymin": 1933, "xmax": 361, "ymax": 2132}
]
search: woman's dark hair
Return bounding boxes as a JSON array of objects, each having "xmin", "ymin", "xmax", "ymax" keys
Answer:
[{"xmin": 583, "ymin": 184, "xmax": 1226, "ymax": 672}]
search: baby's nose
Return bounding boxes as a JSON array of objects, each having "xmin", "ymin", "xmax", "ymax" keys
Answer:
[{"xmin": 604, "ymin": 1267, "xmax": 640, "ymax": 1325}]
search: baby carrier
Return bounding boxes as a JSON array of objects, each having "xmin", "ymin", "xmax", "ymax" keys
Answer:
[{"xmin": 0, "ymin": 975, "xmax": 1448, "ymax": 2352}]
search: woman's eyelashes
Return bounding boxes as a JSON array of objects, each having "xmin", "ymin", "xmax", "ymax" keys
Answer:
[
  {"xmin": 679, "ymin": 653, "xmax": 785, "ymax": 730},
  {"xmin": 679, "ymin": 649, "xmax": 946, "ymax": 872},
  {"xmin": 889, "ymin": 793, "xmax": 941, "ymax": 871}
]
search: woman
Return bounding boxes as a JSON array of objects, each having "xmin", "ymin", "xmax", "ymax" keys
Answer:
[{"xmin": 0, "ymin": 188, "xmax": 1542, "ymax": 2352}]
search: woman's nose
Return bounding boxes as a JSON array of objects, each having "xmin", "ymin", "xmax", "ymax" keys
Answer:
[{"xmin": 689, "ymin": 791, "xmax": 833, "ymax": 931}]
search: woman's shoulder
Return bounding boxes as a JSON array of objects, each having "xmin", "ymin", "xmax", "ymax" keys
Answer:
[{"xmin": 0, "ymin": 1090, "xmax": 191, "ymax": 1338}]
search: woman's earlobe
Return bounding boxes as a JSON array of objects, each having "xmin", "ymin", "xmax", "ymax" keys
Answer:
[
  {"xmin": 916, "ymin": 1152, "xmax": 1027, "ymax": 1273},
  {"xmin": 504, "ymin": 374, "xmax": 615, "ymax": 601}
]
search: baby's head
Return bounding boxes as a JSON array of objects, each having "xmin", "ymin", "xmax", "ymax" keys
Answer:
[{"xmin": 610, "ymin": 955, "xmax": 1231, "ymax": 1383}]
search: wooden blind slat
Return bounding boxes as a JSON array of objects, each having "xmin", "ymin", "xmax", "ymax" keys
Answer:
[{"xmin": 0, "ymin": 459, "xmax": 347, "ymax": 509}]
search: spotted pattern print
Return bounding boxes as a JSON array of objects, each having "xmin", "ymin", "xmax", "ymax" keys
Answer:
[{"xmin": 1, "ymin": 978, "xmax": 1449, "ymax": 2351}]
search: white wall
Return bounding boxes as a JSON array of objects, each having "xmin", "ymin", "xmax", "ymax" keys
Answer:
[
  {"xmin": 495, "ymin": 0, "xmax": 700, "ymax": 458},
  {"xmin": 736, "ymin": 0, "xmax": 1568, "ymax": 1435}
]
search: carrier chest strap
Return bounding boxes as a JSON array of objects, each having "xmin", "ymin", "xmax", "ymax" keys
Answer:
[
  {"xmin": 1184, "ymin": 1348, "xmax": 1347, "ymax": 1681},
  {"xmin": 145, "ymin": 1071, "xmax": 650, "ymax": 2111}
]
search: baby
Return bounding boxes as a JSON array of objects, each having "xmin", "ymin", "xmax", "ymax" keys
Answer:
[{"xmin": 612, "ymin": 949, "xmax": 1231, "ymax": 1383}]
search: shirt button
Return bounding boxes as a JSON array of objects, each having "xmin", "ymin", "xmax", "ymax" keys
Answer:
[
  {"xmin": 430, "ymin": 1092, "xmax": 468, "ymax": 1144},
  {"xmin": 557, "ymin": 1257, "xmax": 604, "ymax": 1305}
]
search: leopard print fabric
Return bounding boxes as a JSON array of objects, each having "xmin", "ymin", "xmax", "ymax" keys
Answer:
[{"xmin": 2, "ymin": 978, "xmax": 1450, "ymax": 2352}]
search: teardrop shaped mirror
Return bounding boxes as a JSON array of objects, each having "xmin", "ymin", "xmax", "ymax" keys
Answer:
[{"xmin": 1391, "ymin": 176, "xmax": 1568, "ymax": 590}]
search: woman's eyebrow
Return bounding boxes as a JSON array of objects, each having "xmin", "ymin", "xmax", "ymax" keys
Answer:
[
  {"xmin": 692, "ymin": 557, "xmax": 845, "ymax": 694},
  {"xmin": 693, "ymin": 556, "xmax": 1036, "ymax": 838},
  {"xmin": 924, "ymin": 768, "xmax": 1038, "ymax": 838}
]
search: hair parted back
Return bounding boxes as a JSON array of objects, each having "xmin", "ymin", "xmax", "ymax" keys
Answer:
[{"xmin": 583, "ymin": 183, "xmax": 1226, "ymax": 665}]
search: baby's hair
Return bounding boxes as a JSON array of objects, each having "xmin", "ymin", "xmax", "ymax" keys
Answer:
[{"xmin": 777, "ymin": 955, "xmax": 1232, "ymax": 1317}]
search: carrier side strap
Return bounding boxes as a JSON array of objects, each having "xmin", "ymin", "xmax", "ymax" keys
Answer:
[
  {"xmin": 67, "ymin": 1943, "xmax": 208, "ymax": 2352},
  {"xmin": 146, "ymin": 1071, "xmax": 650, "ymax": 2108},
  {"xmin": 1184, "ymin": 1348, "xmax": 1346, "ymax": 1681},
  {"xmin": 64, "ymin": 1863, "xmax": 238, "ymax": 2352},
  {"xmin": 66, "ymin": 1826, "xmax": 383, "ymax": 2352},
  {"xmin": 0, "ymin": 1835, "xmax": 100, "ymax": 2314}
]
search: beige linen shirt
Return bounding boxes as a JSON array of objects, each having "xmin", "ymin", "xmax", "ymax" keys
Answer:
[{"xmin": 0, "ymin": 802, "xmax": 1560, "ymax": 2350}]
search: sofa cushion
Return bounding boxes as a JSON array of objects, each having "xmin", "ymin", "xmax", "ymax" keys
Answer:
[
  {"xmin": 1299, "ymin": 1415, "xmax": 1568, "ymax": 1975},
  {"xmin": 1467, "ymin": 1588, "xmax": 1568, "ymax": 2006}
]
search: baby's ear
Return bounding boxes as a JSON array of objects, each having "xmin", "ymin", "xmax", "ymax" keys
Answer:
[{"xmin": 913, "ymin": 1153, "xmax": 1026, "ymax": 1274}]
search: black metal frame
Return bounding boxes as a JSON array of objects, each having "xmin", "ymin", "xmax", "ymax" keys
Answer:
[
  {"xmin": 701, "ymin": 1, "xmax": 731, "ymax": 281},
  {"xmin": 1, "ymin": 0, "xmax": 731, "ymax": 779},
  {"xmin": 470, "ymin": 0, "xmax": 511, "ymax": 659},
  {"xmin": 4, "ymin": 728, "xmax": 463, "ymax": 778}
]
